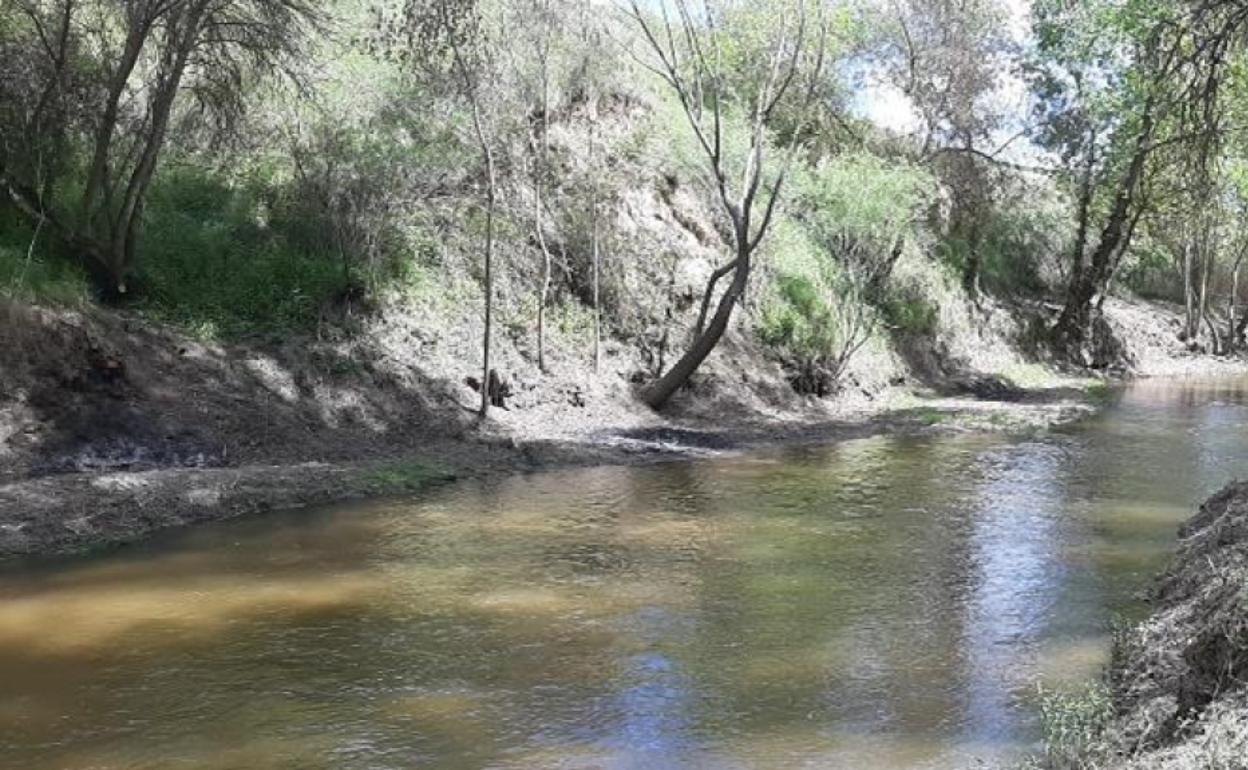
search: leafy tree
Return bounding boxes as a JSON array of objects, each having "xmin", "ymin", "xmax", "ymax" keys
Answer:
[
  {"xmin": 1, "ymin": 0, "xmax": 321, "ymax": 295},
  {"xmin": 397, "ymin": 0, "xmax": 510, "ymax": 417},
  {"xmin": 876, "ymin": 0, "xmax": 1015, "ymax": 296},
  {"xmin": 1031, "ymin": 0, "xmax": 1248, "ymax": 357}
]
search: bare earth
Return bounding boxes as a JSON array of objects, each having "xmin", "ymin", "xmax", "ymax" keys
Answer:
[{"xmin": 2, "ymin": 295, "xmax": 1244, "ymax": 560}]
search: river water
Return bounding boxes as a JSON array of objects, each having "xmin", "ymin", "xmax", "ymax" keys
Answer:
[{"xmin": 3, "ymin": 378, "xmax": 1248, "ymax": 769}]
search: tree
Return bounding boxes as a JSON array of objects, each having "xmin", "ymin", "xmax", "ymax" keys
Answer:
[
  {"xmin": 400, "ymin": 0, "xmax": 506, "ymax": 418},
  {"xmin": 626, "ymin": 0, "xmax": 829, "ymax": 409},
  {"xmin": 1, "ymin": 0, "xmax": 320, "ymax": 295},
  {"xmin": 1032, "ymin": 0, "xmax": 1248, "ymax": 357},
  {"xmin": 878, "ymin": 0, "xmax": 1013, "ymax": 297},
  {"xmin": 0, "ymin": 1, "xmax": 79, "ymax": 229},
  {"xmin": 520, "ymin": 0, "xmax": 559, "ymax": 373}
]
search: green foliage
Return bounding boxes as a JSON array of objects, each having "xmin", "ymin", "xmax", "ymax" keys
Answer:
[
  {"xmin": 362, "ymin": 461, "xmax": 457, "ymax": 495},
  {"xmin": 1032, "ymin": 683, "xmax": 1113, "ymax": 769},
  {"xmin": 911, "ymin": 407, "xmax": 948, "ymax": 425},
  {"xmin": 759, "ymin": 272, "xmax": 851, "ymax": 361},
  {"xmin": 794, "ymin": 152, "xmax": 934, "ymax": 257},
  {"xmin": 1120, "ymin": 237, "xmax": 1178, "ymax": 301},
  {"xmin": 879, "ymin": 281, "xmax": 939, "ymax": 336},
  {"xmin": 1084, "ymin": 381, "xmax": 1113, "ymax": 404},
  {"xmin": 0, "ymin": 209, "xmax": 89, "ymax": 306},
  {"xmin": 758, "ymin": 154, "xmax": 934, "ymax": 392},
  {"xmin": 134, "ymin": 166, "xmax": 354, "ymax": 338}
]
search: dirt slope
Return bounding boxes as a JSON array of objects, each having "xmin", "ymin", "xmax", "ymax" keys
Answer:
[{"xmin": 1080, "ymin": 482, "xmax": 1248, "ymax": 769}]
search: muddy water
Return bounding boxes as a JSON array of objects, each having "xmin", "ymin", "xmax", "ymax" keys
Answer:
[{"xmin": 3, "ymin": 379, "xmax": 1248, "ymax": 770}]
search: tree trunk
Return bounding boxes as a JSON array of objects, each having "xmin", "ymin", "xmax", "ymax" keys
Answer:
[
  {"xmin": 1054, "ymin": 103, "xmax": 1154, "ymax": 352},
  {"xmin": 1229, "ymin": 255, "xmax": 1242, "ymax": 348},
  {"xmin": 643, "ymin": 237, "xmax": 749, "ymax": 409},
  {"xmin": 82, "ymin": 14, "xmax": 150, "ymax": 238},
  {"xmin": 1198, "ymin": 241, "xmax": 1213, "ymax": 345},
  {"xmin": 477, "ymin": 140, "xmax": 496, "ymax": 419},
  {"xmin": 1184, "ymin": 240, "xmax": 1196, "ymax": 339},
  {"xmin": 534, "ymin": 175, "xmax": 550, "ymax": 372},
  {"xmin": 962, "ymin": 215, "xmax": 981, "ymax": 301},
  {"xmin": 591, "ymin": 174, "xmax": 602, "ymax": 374},
  {"xmin": 83, "ymin": 2, "xmax": 205, "ymax": 293},
  {"xmin": 533, "ymin": 46, "xmax": 552, "ymax": 373}
]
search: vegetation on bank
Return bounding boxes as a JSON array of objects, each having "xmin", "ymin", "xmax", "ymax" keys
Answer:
[
  {"xmin": 4, "ymin": 0, "xmax": 1248, "ymax": 413},
  {"xmin": 1026, "ymin": 483, "xmax": 1248, "ymax": 770}
]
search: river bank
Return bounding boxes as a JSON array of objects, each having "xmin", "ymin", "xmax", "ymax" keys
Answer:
[
  {"xmin": 3, "ymin": 292, "xmax": 1246, "ymax": 560},
  {"xmin": 6, "ymin": 373, "xmax": 1247, "ymax": 770},
  {"xmin": 0, "ymin": 383, "xmax": 1101, "ymax": 560},
  {"xmin": 1041, "ymin": 482, "xmax": 1248, "ymax": 769}
]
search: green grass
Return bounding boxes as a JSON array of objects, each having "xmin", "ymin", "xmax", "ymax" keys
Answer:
[
  {"xmin": 1028, "ymin": 683, "xmax": 1113, "ymax": 769},
  {"xmin": 0, "ymin": 210, "xmax": 90, "ymax": 306},
  {"xmin": 1084, "ymin": 381, "xmax": 1114, "ymax": 404},
  {"xmin": 361, "ymin": 461, "xmax": 458, "ymax": 495},
  {"xmin": 133, "ymin": 167, "xmax": 353, "ymax": 338},
  {"xmin": 880, "ymin": 283, "xmax": 939, "ymax": 337},
  {"xmin": 912, "ymin": 407, "xmax": 949, "ymax": 425}
]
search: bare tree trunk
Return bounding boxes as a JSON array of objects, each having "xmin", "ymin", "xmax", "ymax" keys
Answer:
[
  {"xmin": 627, "ymin": 0, "xmax": 824, "ymax": 408},
  {"xmin": 110, "ymin": 5, "xmax": 205, "ymax": 292},
  {"xmin": 1198, "ymin": 239, "xmax": 1213, "ymax": 346},
  {"xmin": 1184, "ymin": 240, "xmax": 1196, "ymax": 339},
  {"xmin": 1229, "ymin": 250, "xmax": 1243, "ymax": 348},
  {"xmin": 77, "ymin": 1, "xmax": 205, "ymax": 293},
  {"xmin": 590, "ymin": 124, "xmax": 602, "ymax": 373},
  {"xmin": 644, "ymin": 224, "xmax": 750, "ymax": 408},
  {"xmin": 82, "ymin": 30, "xmax": 145, "ymax": 225},
  {"xmin": 533, "ymin": 19, "xmax": 552, "ymax": 373},
  {"xmin": 695, "ymin": 258, "xmax": 741, "ymax": 337},
  {"xmin": 534, "ymin": 173, "xmax": 551, "ymax": 372},
  {"xmin": 465, "ymin": 94, "xmax": 497, "ymax": 418},
  {"xmin": 480, "ymin": 162, "xmax": 496, "ymax": 418},
  {"xmin": 582, "ymin": 1, "xmax": 603, "ymax": 374}
]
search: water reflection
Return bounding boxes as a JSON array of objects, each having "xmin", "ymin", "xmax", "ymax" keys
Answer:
[
  {"xmin": 961, "ymin": 442, "xmax": 1067, "ymax": 750},
  {"xmin": 3, "ymin": 377, "xmax": 1248, "ymax": 769}
]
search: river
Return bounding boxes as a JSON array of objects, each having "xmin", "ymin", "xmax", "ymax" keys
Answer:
[{"xmin": 3, "ymin": 377, "xmax": 1247, "ymax": 769}]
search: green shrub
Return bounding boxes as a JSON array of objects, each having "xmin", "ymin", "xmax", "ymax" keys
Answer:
[
  {"xmin": 759, "ymin": 219, "xmax": 880, "ymax": 395},
  {"xmin": 793, "ymin": 152, "xmax": 934, "ymax": 262},
  {"xmin": 757, "ymin": 153, "xmax": 933, "ymax": 393},
  {"xmin": 0, "ymin": 208, "xmax": 89, "ymax": 306},
  {"xmin": 362, "ymin": 461, "xmax": 457, "ymax": 495},
  {"xmin": 879, "ymin": 281, "xmax": 939, "ymax": 336},
  {"xmin": 1120, "ymin": 239, "xmax": 1180, "ymax": 301},
  {"xmin": 1032, "ymin": 683, "xmax": 1113, "ymax": 769},
  {"xmin": 934, "ymin": 174, "xmax": 1072, "ymax": 298},
  {"xmin": 759, "ymin": 273, "xmax": 848, "ymax": 365},
  {"xmin": 133, "ymin": 166, "xmax": 353, "ymax": 337}
]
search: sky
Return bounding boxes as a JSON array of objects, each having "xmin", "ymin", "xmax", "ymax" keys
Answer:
[{"xmin": 850, "ymin": 0, "xmax": 1036, "ymax": 160}]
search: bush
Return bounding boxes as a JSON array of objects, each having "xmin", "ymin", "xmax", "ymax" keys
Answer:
[
  {"xmin": 760, "ymin": 269, "xmax": 877, "ymax": 395},
  {"xmin": 1031, "ymin": 683, "xmax": 1113, "ymax": 769},
  {"xmin": 879, "ymin": 280, "xmax": 940, "ymax": 337},
  {"xmin": 1120, "ymin": 238, "xmax": 1181, "ymax": 301},
  {"xmin": 0, "ymin": 208, "xmax": 89, "ymax": 306},
  {"xmin": 134, "ymin": 166, "xmax": 353, "ymax": 337},
  {"xmin": 794, "ymin": 152, "xmax": 934, "ymax": 269},
  {"xmin": 937, "ymin": 175, "xmax": 1072, "ymax": 298}
]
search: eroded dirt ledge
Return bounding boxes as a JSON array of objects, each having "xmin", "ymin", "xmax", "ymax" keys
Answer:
[
  {"xmin": 1071, "ymin": 482, "xmax": 1248, "ymax": 768},
  {"xmin": 3, "ymin": 293, "xmax": 1245, "ymax": 561}
]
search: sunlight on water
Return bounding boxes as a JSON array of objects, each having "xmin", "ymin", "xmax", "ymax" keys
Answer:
[{"xmin": 3, "ymin": 377, "xmax": 1248, "ymax": 769}]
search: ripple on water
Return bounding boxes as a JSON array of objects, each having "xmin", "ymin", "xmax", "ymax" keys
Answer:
[{"xmin": 5, "ymin": 376, "xmax": 1248, "ymax": 769}]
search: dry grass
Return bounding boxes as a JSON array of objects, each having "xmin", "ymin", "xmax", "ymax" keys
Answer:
[{"xmin": 1034, "ymin": 482, "xmax": 1248, "ymax": 769}]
